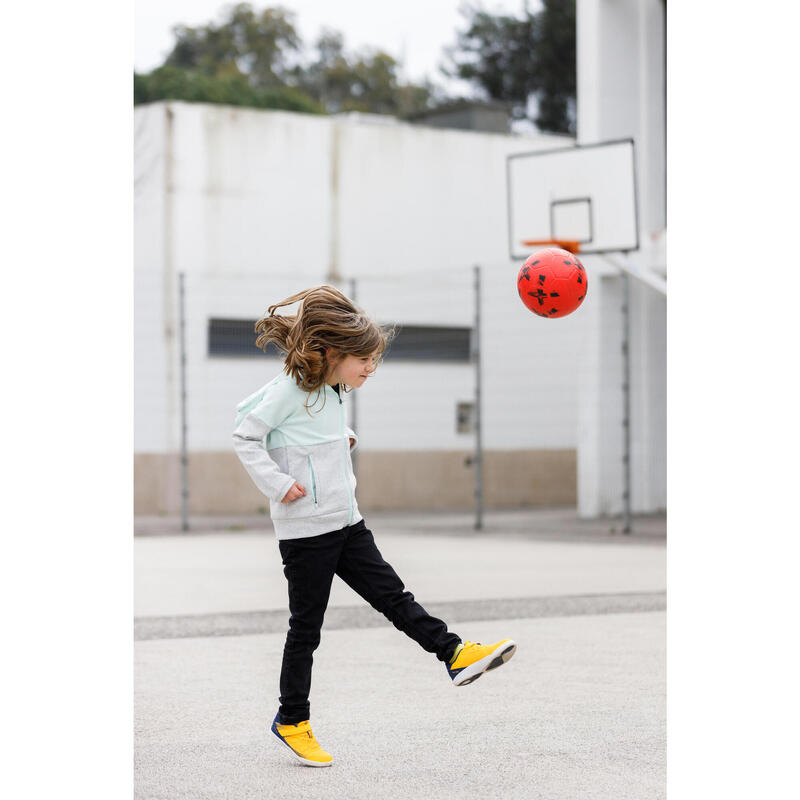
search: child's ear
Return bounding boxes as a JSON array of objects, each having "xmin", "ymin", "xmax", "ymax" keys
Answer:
[{"xmin": 325, "ymin": 347, "xmax": 340, "ymax": 362}]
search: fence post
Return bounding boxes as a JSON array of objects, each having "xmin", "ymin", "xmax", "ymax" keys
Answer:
[
  {"xmin": 473, "ymin": 265, "xmax": 483, "ymax": 531},
  {"xmin": 621, "ymin": 273, "xmax": 632, "ymax": 534},
  {"xmin": 179, "ymin": 272, "xmax": 189, "ymax": 532}
]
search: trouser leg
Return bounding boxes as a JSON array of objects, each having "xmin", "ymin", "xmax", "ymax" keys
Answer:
[
  {"xmin": 277, "ymin": 530, "xmax": 342, "ymax": 724},
  {"xmin": 335, "ymin": 520, "xmax": 461, "ymax": 662}
]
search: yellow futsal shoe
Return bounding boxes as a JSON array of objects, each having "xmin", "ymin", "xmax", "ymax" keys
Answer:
[
  {"xmin": 446, "ymin": 639, "xmax": 517, "ymax": 686},
  {"xmin": 270, "ymin": 715, "xmax": 333, "ymax": 767}
]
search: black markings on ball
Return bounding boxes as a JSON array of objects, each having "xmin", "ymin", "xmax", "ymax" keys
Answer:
[
  {"xmin": 577, "ymin": 275, "xmax": 583, "ymax": 284},
  {"xmin": 578, "ymin": 295, "xmax": 584, "ymax": 301},
  {"xmin": 538, "ymin": 274, "xmax": 546, "ymax": 285},
  {"xmin": 528, "ymin": 288, "xmax": 563, "ymax": 306}
]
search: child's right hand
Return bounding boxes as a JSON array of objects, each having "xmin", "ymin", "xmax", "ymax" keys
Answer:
[{"xmin": 281, "ymin": 482, "xmax": 306, "ymax": 503}]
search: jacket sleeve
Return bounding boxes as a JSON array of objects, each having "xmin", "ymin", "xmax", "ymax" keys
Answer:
[
  {"xmin": 232, "ymin": 384, "xmax": 297, "ymax": 502},
  {"xmin": 345, "ymin": 425, "xmax": 359, "ymax": 452}
]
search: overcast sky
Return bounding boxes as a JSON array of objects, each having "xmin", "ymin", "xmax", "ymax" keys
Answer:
[{"xmin": 135, "ymin": 0, "xmax": 540, "ymax": 93}]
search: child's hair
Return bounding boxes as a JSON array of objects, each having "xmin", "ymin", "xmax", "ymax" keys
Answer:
[{"xmin": 254, "ymin": 285, "xmax": 395, "ymax": 408}]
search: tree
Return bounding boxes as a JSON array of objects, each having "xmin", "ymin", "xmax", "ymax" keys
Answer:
[
  {"xmin": 135, "ymin": 4, "xmax": 437, "ymax": 118},
  {"xmin": 442, "ymin": 0, "xmax": 576, "ymax": 134},
  {"xmin": 165, "ymin": 3, "xmax": 302, "ymax": 89},
  {"xmin": 531, "ymin": 0, "xmax": 577, "ymax": 133},
  {"xmin": 292, "ymin": 29, "xmax": 436, "ymax": 117}
]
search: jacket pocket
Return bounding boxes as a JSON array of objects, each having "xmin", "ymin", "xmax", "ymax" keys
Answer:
[
  {"xmin": 270, "ymin": 441, "xmax": 349, "ymax": 520},
  {"xmin": 307, "ymin": 456, "xmax": 319, "ymax": 507}
]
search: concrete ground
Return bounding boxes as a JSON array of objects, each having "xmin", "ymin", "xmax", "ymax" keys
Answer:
[{"xmin": 134, "ymin": 509, "xmax": 666, "ymax": 800}]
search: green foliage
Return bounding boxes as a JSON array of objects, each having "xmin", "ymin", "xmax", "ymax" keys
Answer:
[
  {"xmin": 442, "ymin": 0, "xmax": 576, "ymax": 134},
  {"xmin": 133, "ymin": 65, "xmax": 323, "ymax": 114}
]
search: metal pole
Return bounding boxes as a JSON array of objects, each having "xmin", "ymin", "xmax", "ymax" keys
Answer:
[
  {"xmin": 473, "ymin": 265, "xmax": 483, "ymax": 531},
  {"xmin": 621, "ymin": 273, "xmax": 632, "ymax": 535},
  {"xmin": 179, "ymin": 272, "xmax": 189, "ymax": 532},
  {"xmin": 349, "ymin": 277, "xmax": 358, "ymax": 479}
]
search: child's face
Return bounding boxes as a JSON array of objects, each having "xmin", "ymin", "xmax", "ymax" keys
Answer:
[{"xmin": 327, "ymin": 351, "xmax": 378, "ymax": 388}]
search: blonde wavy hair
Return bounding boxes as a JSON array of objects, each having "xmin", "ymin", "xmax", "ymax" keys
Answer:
[{"xmin": 254, "ymin": 285, "xmax": 395, "ymax": 410}]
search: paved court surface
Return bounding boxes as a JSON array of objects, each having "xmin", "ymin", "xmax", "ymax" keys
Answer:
[{"xmin": 134, "ymin": 510, "xmax": 666, "ymax": 799}]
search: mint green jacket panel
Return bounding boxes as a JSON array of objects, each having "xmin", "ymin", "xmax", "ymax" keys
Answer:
[{"xmin": 232, "ymin": 375, "xmax": 298, "ymax": 503}]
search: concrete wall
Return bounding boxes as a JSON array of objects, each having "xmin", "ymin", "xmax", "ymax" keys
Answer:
[{"xmin": 135, "ymin": 449, "xmax": 577, "ymax": 515}]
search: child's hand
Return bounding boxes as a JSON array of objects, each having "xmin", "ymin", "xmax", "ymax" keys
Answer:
[
  {"xmin": 281, "ymin": 482, "xmax": 306, "ymax": 503},
  {"xmin": 349, "ymin": 437, "xmax": 355, "ymax": 448}
]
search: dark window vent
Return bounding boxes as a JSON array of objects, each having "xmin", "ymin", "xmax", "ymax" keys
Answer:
[
  {"xmin": 208, "ymin": 319, "xmax": 281, "ymax": 358},
  {"xmin": 208, "ymin": 319, "xmax": 471, "ymax": 362},
  {"xmin": 384, "ymin": 325, "xmax": 471, "ymax": 362}
]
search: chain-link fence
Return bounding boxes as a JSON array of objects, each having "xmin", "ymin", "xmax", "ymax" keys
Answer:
[{"xmin": 134, "ymin": 263, "xmax": 665, "ymax": 530}]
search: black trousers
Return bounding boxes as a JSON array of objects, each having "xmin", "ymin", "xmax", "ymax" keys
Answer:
[{"xmin": 277, "ymin": 518, "xmax": 461, "ymax": 724}]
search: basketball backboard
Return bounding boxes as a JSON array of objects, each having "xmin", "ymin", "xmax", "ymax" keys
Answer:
[{"xmin": 506, "ymin": 138, "xmax": 639, "ymax": 260}]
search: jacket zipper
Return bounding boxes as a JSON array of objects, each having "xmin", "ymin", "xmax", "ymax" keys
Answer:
[
  {"xmin": 336, "ymin": 384, "xmax": 354, "ymax": 525},
  {"xmin": 307, "ymin": 456, "xmax": 318, "ymax": 507}
]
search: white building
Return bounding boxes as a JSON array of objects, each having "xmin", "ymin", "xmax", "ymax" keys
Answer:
[{"xmin": 134, "ymin": 0, "xmax": 665, "ymax": 518}]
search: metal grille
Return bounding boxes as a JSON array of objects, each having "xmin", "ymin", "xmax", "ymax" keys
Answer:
[
  {"xmin": 207, "ymin": 319, "xmax": 280, "ymax": 358},
  {"xmin": 385, "ymin": 326, "xmax": 471, "ymax": 362},
  {"xmin": 208, "ymin": 319, "xmax": 471, "ymax": 362}
]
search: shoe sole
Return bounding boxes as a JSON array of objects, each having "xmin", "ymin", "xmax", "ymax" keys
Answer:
[
  {"xmin": 453, "ymin": 640, "xmax": 517, "ymax": 687},
  {"xmin": 271, "ymin": 724, "xmax": 333, "ymax": 767}
]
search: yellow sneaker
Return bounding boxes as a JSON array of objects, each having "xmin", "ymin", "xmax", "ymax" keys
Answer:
[
  {"xmin": 270, "ymin": 715, "xmax": 333, "ymax": 767},
  {"xmin": 446, "ymin": 639, "xmax": 517, "ymax": 686}
]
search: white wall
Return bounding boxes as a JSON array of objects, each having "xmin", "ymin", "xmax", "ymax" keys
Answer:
[
  {"xmin": 335, "ymin": 121, "xmax": 569, "ymax": 275},
  {"xmin": 171, "ymin": 105, "xmax": 333, "ymax": 276}
]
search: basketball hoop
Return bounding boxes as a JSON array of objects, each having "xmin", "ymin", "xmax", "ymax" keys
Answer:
[
  {"xmin": 521, "ymin": 239, "xmax": 582, "ymax": 254},
  {"xmin": 507, "ymin": 139, "xmax": 638, "ymax": 260}
]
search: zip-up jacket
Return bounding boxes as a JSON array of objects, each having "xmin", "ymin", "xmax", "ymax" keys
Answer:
[{"xmin": 232, "ymin": 372, "xmax": 362, "ymax": 540}]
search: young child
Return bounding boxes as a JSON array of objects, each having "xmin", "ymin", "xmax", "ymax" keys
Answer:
[{"xmin": 232, "ymin": 285, "xmax": 516, "ymax": 767}]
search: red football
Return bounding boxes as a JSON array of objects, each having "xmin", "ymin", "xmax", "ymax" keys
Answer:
[{"xmin": 517, "ymin": 247, "xmax": 588, "ymax": 318}]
